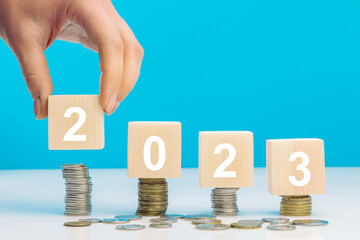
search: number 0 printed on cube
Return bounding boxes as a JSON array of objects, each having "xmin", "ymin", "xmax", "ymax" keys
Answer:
[
  {"xmin": 199, "ymin": 131, "xmax": 254, "ymax": 188},
  {"xmin": 48, "ymin": 95, "xmax": 105, "ymax": 150},
  {"xmin": 127, "ymin": 122, "xmax": 181, "ymax": 178},
  {"xmin": 266, "ymin": 139, "xmax": 325, "ymax": 196}
]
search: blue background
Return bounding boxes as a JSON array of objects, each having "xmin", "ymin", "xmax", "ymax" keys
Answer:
[{"xmin": 0, "ymin": 0, "xmax": 359, "ymax": 169}]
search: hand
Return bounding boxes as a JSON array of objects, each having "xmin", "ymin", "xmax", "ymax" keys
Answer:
[{"xmin": 0, "ymin": 0, "xmax": 144, "ymax": 119}]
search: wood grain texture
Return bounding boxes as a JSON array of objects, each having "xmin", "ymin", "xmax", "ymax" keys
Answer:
[
  {"xmin": 48, "ymin": 95, "xmax": 104, "ymax": 150},
  {"xmin": 199, "ymin": 131, "xmax": 254, "ymax": 188},
  {"xmin": 127, "ymin": 122, "xmax": 181, "ymax": 178},
  {"xmin": 267, "ymin": 138, "xmax": 325, "ymax": 195}
]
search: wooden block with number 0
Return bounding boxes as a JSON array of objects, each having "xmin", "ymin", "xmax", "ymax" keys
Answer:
[
  {"xmin": 127, "ymin": 122, "xmax": 181, "ymax": 178},
  {"xmin": 267, "ymin": 139, "xmax": 325, "ymax": 196},
  {"xmin": 199, "ymin": 131, "xmax": 254, "ymax": 188},
  {"xmin": 48, "ymin": 95, "xmax": 104, "ymax": 150}
]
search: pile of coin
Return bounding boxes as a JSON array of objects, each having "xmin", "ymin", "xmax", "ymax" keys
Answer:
[
  {"xmin": 136, "ymin": 178, "xmax": 168, "ymax": 216},
  {"xmin": 211, "ymin": 188, "xmax": 239, "ymax": 216},
  {"xmin": 280, "ymin": 195, "xmax": 312, "ymax": 216},
  {"xmin": 62, "ymin": 164, "xmax": 92, "ymax": 216}
]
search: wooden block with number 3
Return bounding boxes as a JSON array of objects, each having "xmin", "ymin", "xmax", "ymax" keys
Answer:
[
  {"xmin": 267, "ymin": 139, "xmax": 325, "ymax": 196},
  {"xmin": 127, "ymin": 122, "xmax": 181, "ymax": 178},
  {"xmin": 199, "ymin": 131, "xmax": 254, "ymax": 188},
  {"xmin": 48, "ymin": 95, "xmax": 104, "ymax": 150}
]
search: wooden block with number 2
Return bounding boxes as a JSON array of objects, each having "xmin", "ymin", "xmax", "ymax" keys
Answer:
[
  {"xmin": 267, "ymin": 139, "xmax": 325, "ymax": 196},
  {"xmin": 199, "ymin": 131, "xmax": 254, "ymax": 188},
  {"xmin": 48, "ymin": 95, "xmax": 105, "ymax": 150}
]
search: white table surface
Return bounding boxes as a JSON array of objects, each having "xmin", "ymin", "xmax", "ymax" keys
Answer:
[{"xmin": 0, "ymin": 168, "xmax": 358, "ymax": 240}]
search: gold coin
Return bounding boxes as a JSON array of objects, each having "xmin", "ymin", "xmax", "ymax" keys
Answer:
[
  {"xmin": 64, "ymin": 221, "xmax": 91, "ymax": 227},
  {"xmin": 230, "ymin": 222, "xmax": 262, "ymax": 229}
]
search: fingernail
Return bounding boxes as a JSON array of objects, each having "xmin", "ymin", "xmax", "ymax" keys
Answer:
[
  {"xmin": 109, "ymin": 101, "xmax": 120, "ymax": 115},
  {"xmin": 34, "ymin": 97, "xmax": 41, "ymax": 120},
  {"xmin": 106, "ymin": 94, "xmax": 117, "ymax": 115}
]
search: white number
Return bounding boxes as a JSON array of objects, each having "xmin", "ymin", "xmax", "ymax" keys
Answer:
[
  {"xmin": 63, "ymin": 107, "xmax": 87, "ymax": 142},
  {"xmin": 288, "ymin": 152, "xmax": 311, "ymax": 187},
  {"xmin": 144, "ymin": 136, "xmax": 166, "ymax": 171},
  {"xmin": 213, "ymin": 143, "xmax": 236, "ymax": 178}
]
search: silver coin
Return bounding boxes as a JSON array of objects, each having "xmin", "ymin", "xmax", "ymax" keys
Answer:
[
  {"xmin": 102, "ymin": 218, "xmax": 130, "ymax": 224},
  {"xmin": 150, "ymin": 217, "xmax": 177, "ymax": 223},
  {"xmin": 292, "ymin": 219, "xmax": 328, "ymax": 226},
  {"xmin": 196, "ymin": 224, "xmax": 230, "ymax": 231},
  {"xmin": 116, "ymin": 224, "xmax": 145, "ymax": 231},
  {"xmin": 238, "ymin": 220, "xmax": 264, "ymax": 224},
  {"xmin": 262, "ymin": 217, "xmax": 290, "ymax": 224},
  {"xmin": 79, "ymin": 218, "xmax": 101, "ymax": 223},
  {"xmin": 185, "ymin": 214, "xmax": 214, "ymax": 220},
  {"xmin": 149, "ymin": 223, "xmax": 172, "ymax": 228},
  {"xmin": 161, "ymin": 214, "xmax": 184, "ymax": 219},
  {"xmin": 115, "ymin": 215, "xmax": 142, "ymax": 220},
  {"xmin": 267, "ymin": 224, "xmax": 296, "ymax": 231}
]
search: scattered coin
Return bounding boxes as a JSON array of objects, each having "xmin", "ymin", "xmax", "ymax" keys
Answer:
[
  {"xmin": 262, "ymin": 217, "xmax": 290, "ymax": 224},
  {"xmin": 267, "ymin": 224, "xmax": 296, "ymax": 231},
  {"xmin": 149, "ymin": 223, "xmax": 173, "ymax": 228},
  {"xmin": 79, "ymin": 218, "xmax": 101, "ymax": 223},
  {"xmin": 230, "ymin": 222, "xmax": 262, "ymax": 229},
  {"xmin": 292, "ymin": 219, "xmax": 329, "ymax": 226},
  {"xmin": 211, "ymin": 188, "xmax": 239, "ymax": 216},
  {"xmin": 150, "ymin": 217, "xmax": 177, "ymax": 223},
  {"xmin": 161, "ymin": 214, "xmax": 184, "ymax": 219},
  {"xmin": 115, "ymin": 215, "xmax": 142, "ymax": 220},
  {"xmin": 238, "ymin": 220, "xmax": 264, "ymax": 225},
  {"xmin": 196, "ymin": 224, "xmax": 230, "ymax": 231},
  {"xmin": 64, "ymin": 221, "xmax": 91, "ymax": 227},
  {"xmin": 116, "ymin": 224, "xmax": 145, "ymax": 231},
  {"xmin": 102, "ymin": 218, "xmax": 130, "ymax": 224},
  {"xmin": 185, "ymin": 214, "xmax": 214, "ymax": 220},
  {"xmin": 192, "ymin": 219, "xmax": 221, "ymax": 225}
]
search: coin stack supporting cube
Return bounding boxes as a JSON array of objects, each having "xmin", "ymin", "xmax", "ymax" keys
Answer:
[
  {"xmin": 280, "ymin": 195, "xmax": 312, "ymax": 216},
  {"xmin": 136, "ymin": 178, "xmax": 168, "ymax": 216},
  {"xmin": 62, "ymin": 164, "xmax": 92, "ymax": 216},
  {"xmin": 211, "ymin": 188, "xmax": 239, "ymax": 216}
]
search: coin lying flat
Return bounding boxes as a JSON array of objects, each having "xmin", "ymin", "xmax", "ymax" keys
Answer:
[
  {"xmin": 267, "ymin": 224, "xmax": 296, "ymax": 231},
  {"xmin": 238, "ymin": 220, "xmax": 264, "ymax": 225},
  {"xmin": 292, "ymin": 219, "xmax": 329, "ymax": 226},
  {"xmin": 192, "ymin": 219, "xmax": 221, "ymax": 225},
  {"xmin": 116, "ymin": 224, "xmax": 145, "ymax": 231},
  {"xmin": 150, "ymin": 217, "xmax": 177, "ymax": 223},
  {"xmin": 64, "ymin": 221, "xmax": 91, "ymax": 227},
  {"xmin": 185, "ymin": 214, "xmax": 214, "ymax": 220},
  {"xmin": 196, "ymin": 224, "xmax": 230, "ymax": 231},
  {"xmin": 79, "ymin": 218, "xmax": 101, "ymax": 223},
  {"xmin": 115, "ymin": 215, "xmax": 142, "ymax": 220},
  {"xmin": 262, "ymin": 217, "xmax": 290, "ymax": 224},
  {"xmin": 231, "ymin": 222, "xmax": 262, "ymax": 229},
  {"xmin": 102, "ymin": 218, "xmax": 130, "ymax": 224},
  {"xmin": 149, "ymin": 223, "xmax": 172, "ymax": 228},
  {"xmin": 161, "ymin": 214, "xmax": 184, "ymax": 219}
]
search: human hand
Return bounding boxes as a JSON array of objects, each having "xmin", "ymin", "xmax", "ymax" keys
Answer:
[{"xmin": 0, "ymin": 0, "xmax": 144, "ymax": 119}]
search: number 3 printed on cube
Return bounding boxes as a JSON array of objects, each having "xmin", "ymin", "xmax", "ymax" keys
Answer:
[
  {"xmin": 128, "ymin": 122, "xmax": 181, "ymax": 178},
  {"xmin": 48, "ymin": 95, "xmax": 105, "ymax": 150}
]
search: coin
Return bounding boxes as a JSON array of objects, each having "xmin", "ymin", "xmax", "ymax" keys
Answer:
[
  {"xmin": 196, "ymin": 224, "xmax": 230, "ymax": 231},
  {"xmin": 211, "ymin": 188, "xmax": 239, "ymax": 216},
  {"xmin": 185, "ymin": 214, "xmax": 214, "ymax": 220},
  {"xmin": 161, "ymin": 214, "xmax": 184, "ymax": 219},
  {"xmin": 149, "ymin": 223, "xmax": 173, "ymax": 228},
  {"xmin": 280, "ymin": 195, "xmax": 312, "ymax": 216},
  {"xmin": 238, "ymin": 220, "xmax": 264, "ymax": 225},
  {"xmin": 292, "ymin": 219, "xmax": 329, "ymax": 226},
  {"xmin": 230, "ymin": 222, "xmax": 262, "ymax": 229},
  {"xmin": 102, "ymin": 218, "xmax": 130, "ymax": 224},
  {"xmin": 192, "ymin": 219, "xmax": 221, "ymax": 225},
  {"xmin": 115, "ymin": 215, "xmax": 142, "ymax": 220},
  {"xmin": 262, "ymin": 217, "xmax": 290, "ymax": 224},
  {"xmin": 267, "ymin": 224, "xmax": 296, "ymax": 231},
  {"xmin": 79, "ymin": 218, "xmax": 101, "ymax": 223},
  {"xmin": 116, "ymin": 224, "xmax": 145, "ymax": 231},
  {"xmin": 150, "ymin": 217, "xmax": 177, "ymax": 223},
  {"xmin": 64, "ymin": 221, "xmax": 91, "ymax": 227}
]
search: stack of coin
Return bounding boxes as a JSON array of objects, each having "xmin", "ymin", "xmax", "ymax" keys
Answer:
[
  {"xmin": 136, "ymin": 178, "xmax": 168, "ymax": 216},
  {"xmin": 280, "ymin": 195, "xmax": 311, "ymax": 216},
  {"xmin": 62, "ymin": 164, "xmax": 92, "ymax": 216},
  {"xmin": 211, "ymin": 188, "xmax": 239, "ymax": 216}
]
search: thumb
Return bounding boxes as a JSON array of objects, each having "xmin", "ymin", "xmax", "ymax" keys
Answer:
[{"xmin": 15, "ymin": 43, "xmax": 53, "ymax": 120}]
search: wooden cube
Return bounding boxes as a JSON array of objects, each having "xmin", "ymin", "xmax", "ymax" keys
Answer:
[
  {"xmin": 127, "ymin": 122, "xmax": 181, "ymax": 178},
  {"xmin": 267, "ymin": 139, "xmax": 325, "ymax": 196},
  {"xmin": 48, "ymin": 95, "xmax": 104, "ymax": 150},
  {"xmin": 199, "ymin": 131, "xmax": 254, "ymax": 188}
]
